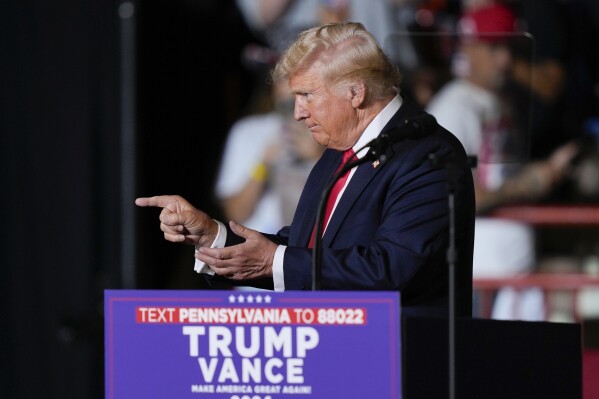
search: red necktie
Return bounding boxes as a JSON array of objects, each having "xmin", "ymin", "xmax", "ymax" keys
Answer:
[{"xmin": 308, "ymin": 148, "xmax": 357, "ymax": 248}]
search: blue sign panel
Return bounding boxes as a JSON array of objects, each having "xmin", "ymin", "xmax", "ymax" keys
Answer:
[{"xmin": 105, "ymin": 290, "xmax": 401, "ymax": 399}]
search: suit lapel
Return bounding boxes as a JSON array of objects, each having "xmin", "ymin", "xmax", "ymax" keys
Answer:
[
  {"xmin": 322, "ymin": 159, "xmax": 380, "ymax": 246},
  {"xmin": 292, "ymin": 149, "xmax": 341, "ymax": 246}
]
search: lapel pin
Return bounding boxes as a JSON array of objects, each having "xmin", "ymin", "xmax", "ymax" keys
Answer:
[{"xmin": 372, "ymin": 160, "xmax": 380, "ymax": 168}]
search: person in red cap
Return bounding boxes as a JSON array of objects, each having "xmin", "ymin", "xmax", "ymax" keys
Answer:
[
  {"xmin": 427, "ymin": 2, "xmax": 579, "ymax": 320},
  {"xmin": 454, "ymin": 2, "xmax": 520, "ymax": 92}
]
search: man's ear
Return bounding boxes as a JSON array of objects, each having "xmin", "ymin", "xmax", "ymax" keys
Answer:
[{"xmin": 349, "ymin": 81, "xmax": 366, "ymax": 108}]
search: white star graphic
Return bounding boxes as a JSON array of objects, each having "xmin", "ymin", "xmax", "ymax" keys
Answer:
[
  {"xmin": 228, "ymin": 295, "xmax": 236, "ymax": 303},
  {"xmin": 247, "ymin": 295, "xmax": 254, "ymax": 303},
  {"xmin": 256, "ymin": 295, "xmax": 263, "ymax": 303},
  {"xmin": 264, "ymin": 295, "xmax": 272, "ymax": 303},
  {"xmin": 237, "ymin": 295, "xmax": 245, "ymax": 303}
]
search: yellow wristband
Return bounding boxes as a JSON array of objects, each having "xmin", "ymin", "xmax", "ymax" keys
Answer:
[{"xmin": 251, "ymin": 163, "xmax": 268, "ymax": 182}]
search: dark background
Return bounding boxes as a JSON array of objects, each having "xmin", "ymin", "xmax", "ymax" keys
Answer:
[{"xmin": 1, "ymin": 1, "xmax": 258, "ymax": 397}]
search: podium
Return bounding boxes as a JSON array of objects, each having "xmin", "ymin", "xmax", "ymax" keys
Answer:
[
  {"xmin": 105, "ymin": 290, "xmax": 581, "ymax": 399},
  {"xmin": 105, "ymin": 289, "xmax": 402, "ymax": 398},
  {"xmin": 402, "ymin": 315, "xmax": 582, "ymax": 399}
]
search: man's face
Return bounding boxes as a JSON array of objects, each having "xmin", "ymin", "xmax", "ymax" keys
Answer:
[
  {"xmin": 464, "ymin": 40, "xmax": 513, "ymax": 91},
  {"xmin": 288, "ymin": 64, "xmax": 358, "ymax": 151}
]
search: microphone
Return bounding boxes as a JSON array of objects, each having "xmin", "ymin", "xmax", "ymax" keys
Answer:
[{"xmin": 365, "ymin": 113, "xmax": 437, "ymax": 163}]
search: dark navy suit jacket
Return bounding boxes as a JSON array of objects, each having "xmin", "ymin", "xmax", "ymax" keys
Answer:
[{"xmin": 223, "ymin": 99, "xmax": 475, "ymax": 317}]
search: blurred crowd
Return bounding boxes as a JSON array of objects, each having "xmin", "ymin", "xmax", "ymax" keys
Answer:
[
  {"xmin": 213, "ymin": 0, "xmax": 599, "ymax": 319},
  {"xmin": 225, "ymin": 0, "xmax": 599, "ymax": 221}
]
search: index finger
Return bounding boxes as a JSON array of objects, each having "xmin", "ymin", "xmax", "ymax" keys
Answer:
[{"xmin": 135, "ymin": 195, "xmax": 175, "ymax": 208}]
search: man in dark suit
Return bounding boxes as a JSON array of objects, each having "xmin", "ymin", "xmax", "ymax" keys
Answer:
[{"xmin": 136, "ymin": 22, "xmax": 475, "ymax": 317}]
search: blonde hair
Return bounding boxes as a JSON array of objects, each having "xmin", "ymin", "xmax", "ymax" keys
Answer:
[{"xmin": 272, "ymin": 22, "xmax": 401, "ymax": 101}]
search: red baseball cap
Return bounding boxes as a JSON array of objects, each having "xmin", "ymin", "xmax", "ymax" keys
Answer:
[{"xmin": 458, "ymin": 4, "xmax": 519, "ymax": 42}]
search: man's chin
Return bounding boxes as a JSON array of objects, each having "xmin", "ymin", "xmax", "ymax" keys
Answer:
[{"xmin": 311, "ymin": 132, "xmax": 328, "ymax": 147}]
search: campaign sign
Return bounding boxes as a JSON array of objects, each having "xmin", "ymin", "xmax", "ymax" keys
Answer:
[{"xmin": 105, "ymin": 290, "xmax": 401, "ymax": 399}]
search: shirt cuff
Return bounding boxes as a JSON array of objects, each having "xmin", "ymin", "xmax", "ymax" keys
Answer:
[
  {"xmin": 272, "ymin": 245, "xmax": 286, "ymax": 291},
  {"xmin": 194, "ymin": 220, "xmax": 227, "ymax": 275}
]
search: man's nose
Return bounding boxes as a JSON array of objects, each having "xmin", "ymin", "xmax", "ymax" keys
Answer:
[{"xmin": 294, "ymin": 102, "xmax": 308, "ymax": 121}]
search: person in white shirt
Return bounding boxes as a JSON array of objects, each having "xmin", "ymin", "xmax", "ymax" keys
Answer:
[{"xmin": 426, "ymin": 3, "xmax": 578, "ymax": 320}]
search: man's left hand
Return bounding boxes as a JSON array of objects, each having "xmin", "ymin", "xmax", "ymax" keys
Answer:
[{"xmin": 196, "ymin": 221, "xmax": 277, "ymax": 280}]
